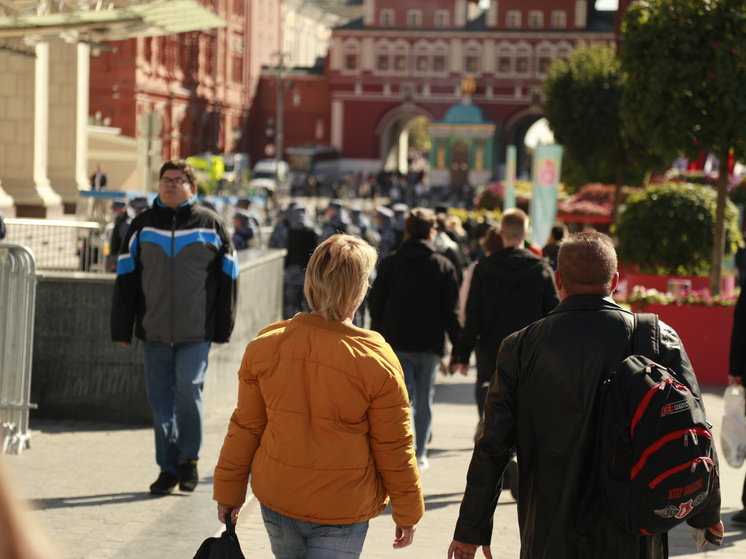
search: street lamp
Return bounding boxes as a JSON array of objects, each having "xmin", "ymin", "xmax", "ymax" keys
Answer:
[
  {"xmin": 273, "ymin": 52, "xmax": 296, "ymax": 176},
  {"xmin": 232, "ymin": 127, "xmax": 242, "ymax": 153}
]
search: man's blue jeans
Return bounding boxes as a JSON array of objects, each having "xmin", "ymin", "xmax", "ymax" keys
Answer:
[
  {"xmin": 395, "ymin": 351, "xmax": 440, "ymax": 459},
  {"xmin": 261, "ymin": 504, "xmax": 369, "ymax": 559},
  {"xmin": 142, "ymin": 341, "xmax": 210, "ymax": 476}
]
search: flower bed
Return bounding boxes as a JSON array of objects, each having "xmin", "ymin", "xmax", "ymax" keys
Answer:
[
  {"xmin": 628, "ymin": 287, "xmax": 737, "ymax": 385},
  {"xmin": 626, "ymin": 272, "xmax": 736, "ymax": 296}
]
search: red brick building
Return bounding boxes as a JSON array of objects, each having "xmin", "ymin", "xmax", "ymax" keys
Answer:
[
  {"xmin": 89, "ymin": 0, "xmax": 282, "ymax": 166},
  {"xmin": 325, "ymin": 0, "xmax": 618, "ymax": 180}
]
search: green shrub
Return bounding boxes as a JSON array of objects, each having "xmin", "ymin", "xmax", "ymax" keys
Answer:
[{"xmin": 615, "ymin": 182, "xmax": 742, "ymax": 276}]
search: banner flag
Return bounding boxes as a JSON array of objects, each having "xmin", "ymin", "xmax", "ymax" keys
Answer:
[
  {"xmin": 530, "ymin": 144, "xmax": 562, "ymax": 248},
  {"xmin": 504, "ymin": 145, "xmax": 517, "ymax": 210}
]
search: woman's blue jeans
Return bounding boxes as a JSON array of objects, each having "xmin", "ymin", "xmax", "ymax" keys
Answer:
[
  {"xmin": 395, "ymin": 350, "xmax": 440, "ymax": 459},
  {"xmin": 261, "ymin": 504, "xmax": 369, "ymax": 559},
  {"xmin": 142, "ymin": 341, "xmax": 210, "ymax": 476}
]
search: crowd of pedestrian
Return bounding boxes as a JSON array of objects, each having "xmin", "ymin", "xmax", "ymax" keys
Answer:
[{"xmin": 94, "ymin": 158, "xmax": 731, "ymax": 559}]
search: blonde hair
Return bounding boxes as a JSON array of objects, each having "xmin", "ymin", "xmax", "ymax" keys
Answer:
[
  {"xmin": 501, "ymin": 208, "xmax": 529, "ymax": 243},
  {"xmin": 304, "ymin": 234, "xmax": 378, "ymax": 321}
]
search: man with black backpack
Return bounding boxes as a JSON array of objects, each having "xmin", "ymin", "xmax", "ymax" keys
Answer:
[{"xmin": 448, "ymin": 231, "xmax": 722, "ymax": 559}]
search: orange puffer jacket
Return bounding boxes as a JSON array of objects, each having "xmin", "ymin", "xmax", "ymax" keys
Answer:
[{"xmin": 213, "ymin": 312, "xmax": 424, "ymax": 529}]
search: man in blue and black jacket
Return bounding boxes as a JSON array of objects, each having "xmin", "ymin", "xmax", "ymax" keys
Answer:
[{"xmin": 111, "ymin": 159, "xmax": 238, "ymax": 496}]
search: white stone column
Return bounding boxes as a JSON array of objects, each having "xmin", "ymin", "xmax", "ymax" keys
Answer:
[
  {"xmin": 0, "ymin": 40, "xmax": 62, "ymax": 217},
  {"xmin": 48, "ymin": 39, "xmax": 89, "ymax": 213}
]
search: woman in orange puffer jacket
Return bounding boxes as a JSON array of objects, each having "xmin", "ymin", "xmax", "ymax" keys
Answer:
[{"xmin": 214, "ymin": 234, "xmax": 424, "ymax": 558}]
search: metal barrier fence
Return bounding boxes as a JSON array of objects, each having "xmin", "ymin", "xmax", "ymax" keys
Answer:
[
  {"xmin": 4, "ymin": 218, "xmax": 108, "ymax": 273},
  {"xmin": 0, "ymin": 243, "xmax": 38, "ymax": 454}
]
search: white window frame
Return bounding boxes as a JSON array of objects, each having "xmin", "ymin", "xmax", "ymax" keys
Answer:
[
  {"xmin": 407, "ymin": 10, "xmax": 422, "ymax": 27},
  {"xmin": 515, "ymin": 44, "xmax": 532, "ymax": 77},
  {"xmin": 536, "ymin": 44, "xmax": 554, "ymax": 77},
  {"xmin": 496, "ymin": 43, "xmax": 514, "ymax": 76},
  {"xmin": 551, "ymin": 10, "xmax": 567, "ymax": 29},
  {"xmin": 464, "ymin": 42, "xmax": 481, "ymax": 76},
  {"xmin": 342, "ymin": 41, "xmax": 360, "ymax": 74},
  {"xmin": 528, "ymin": 11, "xmax": 543, "ymax": 29},
  {"xmin": 506, "ymin": 10, "xmax": 521, "ymax": 29},
  {"xmin": 434, "ymin": 10, "xmax": 449, "ymax": 27},
  {"xmin": 380, "ymin": 9, "xmax": 395, "ymax": 27},
  {"xmin": 375, "ymin": 43, "xmax": 391, "ymax": 74},
  {"xmin": 413, "ymin": 43, "xmax": 430, "ymax": 75}
]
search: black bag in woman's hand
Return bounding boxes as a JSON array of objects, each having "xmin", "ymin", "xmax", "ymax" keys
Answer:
[{"xmin": 193, "ymin": 515, "xmax": 245, "ymax": 559}]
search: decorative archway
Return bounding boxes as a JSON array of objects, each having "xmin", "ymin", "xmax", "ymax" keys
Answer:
[
  {"xmin": 375, "ymin": 104, "xmax": 435, "ymax": 173},
  {"xmin": 503, "ymin": 107, "xmax": 545, "ymax": 180}
]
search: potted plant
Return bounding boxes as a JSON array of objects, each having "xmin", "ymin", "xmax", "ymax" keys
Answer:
[{"xmin": 615, "ymin": 182, "xmax": 742, "ymax": 294}]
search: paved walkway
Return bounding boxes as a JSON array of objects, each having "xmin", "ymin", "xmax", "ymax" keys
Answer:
[{"xmin": 4, "ymin": 371, "xmax": 746, "ymax": 558}]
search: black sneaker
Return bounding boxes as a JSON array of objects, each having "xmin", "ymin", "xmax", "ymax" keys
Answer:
[
  {"xmin": 149, "ymin": 471, "xmax": 179, "ymax": 496},
  {"xmin": 733, "ymin": 508, "xmax": 746, "ymax": 524},
  {"xmin": 179, "ymin": 460, "xmax": 199, "ymax": 492}
]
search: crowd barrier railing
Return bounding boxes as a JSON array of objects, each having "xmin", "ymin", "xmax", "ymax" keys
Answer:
[
  {"xmin": 0, "ymin": 243, "xmax": 38, "ymax": 454},
  {"xmin": 4, "ymin": 218, "xmax": 107, "ymax": 273}
]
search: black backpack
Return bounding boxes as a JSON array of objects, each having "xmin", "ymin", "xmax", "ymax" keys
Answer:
[{"xmin": 593, "ymin": 314, "xmax": 718, "ymax": 536}]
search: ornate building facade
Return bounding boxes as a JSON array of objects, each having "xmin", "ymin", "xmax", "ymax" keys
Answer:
[
  {"xmin": 327, "ymin": 0, "xmax": 617, "ymax": 183},
  {"xmin": 89, "ymin": 0, "xmax": 281, "ymax": 178}
]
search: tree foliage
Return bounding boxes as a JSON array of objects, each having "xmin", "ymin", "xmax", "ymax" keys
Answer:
[
  {"xmin": 616, "ymin": 183, "xmax": 741, "ymax": 276},
  {"xmin": 543, "ymin": 42, "xmax": 625, "ymax": 185},
  {"xmin": 542, "ymin": 42, "xmax": 662, "ymax": 219},
  {"xmin": 620, "ymin": 0, "xmax": 746, "ymax": 293}
]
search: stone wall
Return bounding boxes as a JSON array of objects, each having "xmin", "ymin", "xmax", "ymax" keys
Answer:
[{"xmin": 30, "ymin": 248, "xmax": 285, "ymax": 424}]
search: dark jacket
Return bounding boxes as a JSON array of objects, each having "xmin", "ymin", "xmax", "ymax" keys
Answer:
[
  {"xmin": 110, "ymin": 196, "xmax": 238, "ymax": 344},
  {"xmin": 454, "ymin": 246, "xmax": 559, "ymax": 363},
  {"xmin": 729, "ymin": 287, "xmax": 746, "ymax": 378},
  {"xmin": 454, "ymin": 295, "xmax": 721, "ymax": 558},
  {"xmin": 368, "ymin": 238, "xmax": 461, "ymax": 356}
]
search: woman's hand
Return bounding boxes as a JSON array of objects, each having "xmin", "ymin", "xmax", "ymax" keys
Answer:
[
  {"xmin": 393, "ymin": 525, "xmax": 415, "ymax": 549},
  {"xmin": 728, "ymin": 375, "xmax": 742, "ymax": 387},
  {"xmin": 217, "ymin": 504, "xmax": 240, "ymax": 525}
]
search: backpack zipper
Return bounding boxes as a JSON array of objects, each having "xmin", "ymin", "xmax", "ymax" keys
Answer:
[
  {"xmin": 648, "ymin": 456, "xmax": 714, "ymax": 489},
  {"xmin": 630, "ymin": 427, "xmax": 711, "ymax": 479},
  {"xmin": 630, "ymin": 377, "xmax": 692, "ymax": 437}
]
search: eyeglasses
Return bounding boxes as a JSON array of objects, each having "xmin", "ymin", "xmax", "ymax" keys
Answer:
[{"xmin": 159, "ymin": 177, "xmax": 190, "ymax": 187}]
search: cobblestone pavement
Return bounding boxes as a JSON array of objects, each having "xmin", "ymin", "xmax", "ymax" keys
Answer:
[{"xmin": 4, "ymin": 370, "xmax": 746, "ymax": 558}]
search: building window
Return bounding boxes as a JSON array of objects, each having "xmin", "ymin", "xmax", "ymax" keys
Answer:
[
  {"xmin": 434, "ymin": 10, "xmax": 449, "ymax": 27},
  {"xmin": 416, "ymin": 54, "xmax": 428, "ymax": 72},
  {"xmin": 465, "ymin": 54, "xmax": 479, "ymax": 73},
  {"xmin": 401, "ymin": 83, "xmax": 414, "ymax": 100},
  {"xmin": 528, "ymin": 11, "xmax": 543, "ymax": 29},
  {"xmin": 551, "ymin": 11, "xmax": 567, "ymax": 29},
  {"xmin": 380, "ymin": 9, "xmax": 394, "ymax": 26},
  {"xmin": 516, "ymin": 47, "xmax": 531, "ymax": 75},
  {"xmin": 232, "ymin": 53, "xmax": 243, "ymax": 83},
  {"xmin": 394, "ymin": 53, "xmax": 407, "ymax": 72},
  {"xmin": 464, "ymin": 44, "xmax": 480, "ymax": 74},
  {"xmin": 143, "ymin": 37, "xmax": 153, "ymax": 64},
  {"xmin": 407, "ymin": 10, "xmax": 422, "ymax": 27},
  {"xmin": 497, "ymin": 48, "xmax": 512, "ymax": 74},
  {"xmin": 537, "ymin": 46, "xmax": 553, "ymax": 75},
  {"xmin": 506, "ymin": 10, "xmax": 521, "ymax": 28},
  {"xmin": 344, "ymin": 42, "xmax": 360, "ymax": 71},
  {"xmin": 377, "ymin": 54, "xmax": 389, "ymax": 71},
  {"xmin": 433, "ymin": 53, "xmax": 446, "ymax": 72}
]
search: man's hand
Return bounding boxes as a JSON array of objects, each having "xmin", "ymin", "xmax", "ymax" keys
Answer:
[
  {"xmin": 217, "ymin": 504, "xmax": 240, "ymax": 525},
  {"xmin": 393, "ymin": 525, "xmax": 415, "ymax": 549},
  {"xmin": 729, "ymin": 375, "xmax": 742, "ymax": 387},
  {"xmin": 448, "ymin": 356, "xmax": 469, "ymax": 376},
  {"xmin": 447, "ymin": 540, "xmax": 492, "ymax": 559},
  {"xmin": 116, "ymin": 341, "xmax": 129, "ymax": 347}
]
